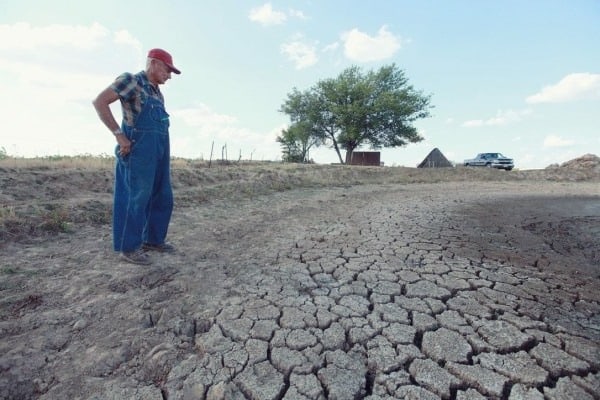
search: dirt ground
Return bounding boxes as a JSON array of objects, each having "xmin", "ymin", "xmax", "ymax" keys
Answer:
[{"xmin": 0, "ymin": 159, "xmax": 599, "ymax": 399}]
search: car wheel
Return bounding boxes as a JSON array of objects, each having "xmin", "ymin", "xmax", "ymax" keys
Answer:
[{"xmin": 486, "ymin": 163, "xmax": 492, "ymax": 168}]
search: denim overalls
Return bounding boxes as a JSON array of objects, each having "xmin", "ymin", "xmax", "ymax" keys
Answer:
[{"xmin": 113, "ymin": 79, "xmax": 173, "ymax": 252}]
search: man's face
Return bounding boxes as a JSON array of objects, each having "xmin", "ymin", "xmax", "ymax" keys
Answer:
[{"xmin": 151, "ymin": 59, "xmax": 172, "ymax": 85}]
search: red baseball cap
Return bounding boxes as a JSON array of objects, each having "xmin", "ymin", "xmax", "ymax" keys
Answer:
[{"xmin": 147, "ymin": 48, "xmax": 181, "ymax": 74}]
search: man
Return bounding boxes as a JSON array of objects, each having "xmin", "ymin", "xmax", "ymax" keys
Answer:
[{"xmin": 93, "ymin": 48, "xmax": 181, "ymax": 265}]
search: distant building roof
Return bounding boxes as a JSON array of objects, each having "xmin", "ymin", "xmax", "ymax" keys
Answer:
[{"xmin": 417, "ymin": 148, "xmax": 453, "ymax": 168}]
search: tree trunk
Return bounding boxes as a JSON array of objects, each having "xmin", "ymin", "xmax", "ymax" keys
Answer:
[
  {"xmin": 345, "ymin": 149, "xmax": 353, "ymax": 164},
  {"xmin": 331, "ymin": 138, "xmax": 344, "ymax": 164},
  {"xmin": 344, "ymin": 144, "xmax": 358, "ymax": 165}
]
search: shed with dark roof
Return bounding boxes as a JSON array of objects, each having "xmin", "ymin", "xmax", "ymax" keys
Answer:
[{"xmin": 417, "ymin": 148, "xmax": 453, "ymax": 168}]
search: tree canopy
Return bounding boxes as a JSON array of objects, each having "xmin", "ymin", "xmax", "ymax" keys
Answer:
[
  {"xmin": 278, "ymin": 64, "xmax": 432, "ymax": 163},
  {"xmin": 276, "ymin": 88, "xmax": 327, "ymax": 163}
]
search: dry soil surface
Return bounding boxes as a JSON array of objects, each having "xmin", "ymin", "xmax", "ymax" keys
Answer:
[{"xmin": 1, "ymin": 163, "xmax": 599, "ymax": 400}]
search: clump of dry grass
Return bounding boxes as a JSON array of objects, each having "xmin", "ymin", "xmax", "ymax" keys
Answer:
[{"xmin": 0, "ymin": 154, "xmax": 115, "ymax": 170}]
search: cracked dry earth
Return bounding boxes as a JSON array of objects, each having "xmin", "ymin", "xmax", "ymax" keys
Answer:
[{"xmin": 1, "ymin": 180, "xmax": 600, "ymax": 399}]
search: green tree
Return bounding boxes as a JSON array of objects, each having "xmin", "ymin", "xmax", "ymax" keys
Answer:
[
  {"xmin": 277, "ymin": 123, "xmax": 310, "ymax": 162},
  {"xmin": 277, "ymin": 88, "xmax": 327, "ymax": 163},
  {"xmin": 280, "ymin": 64, "xmax": 432, "ymax": 163}
]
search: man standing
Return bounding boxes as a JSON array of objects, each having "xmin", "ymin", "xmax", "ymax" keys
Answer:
[{"xmin": 93, "ymin": 48, "xmax": 181, "ymax": 265}]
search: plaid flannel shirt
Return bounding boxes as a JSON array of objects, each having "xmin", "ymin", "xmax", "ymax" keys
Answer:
[{"xmin": 110, "ymin": 71, "xmax": 164, "ymax": 127}]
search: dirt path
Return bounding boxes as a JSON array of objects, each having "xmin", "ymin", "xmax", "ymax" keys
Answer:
[{"xmin": 1, "ymin": 180, "xmax": 599, "ymax": 399}]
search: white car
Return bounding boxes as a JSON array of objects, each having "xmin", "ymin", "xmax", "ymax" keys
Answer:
[{"xmin": 464, "ymin": 153, "xmax": 514, "ymax": 170}]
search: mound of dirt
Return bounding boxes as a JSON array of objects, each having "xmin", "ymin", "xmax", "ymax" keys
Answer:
[{"xmin": 547, "ymin": 153, "xmax": 600, "ymax": 171}]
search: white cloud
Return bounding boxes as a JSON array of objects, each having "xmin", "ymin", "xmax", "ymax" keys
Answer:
[
  {"xmin": 0, "ymin": 23, "xmax": 141, "ymax": 104},
  {"xmin": 322, "ymin": 42, "xmax": 339, "ymax": 53},
  {"xmin": 0, "ymin": 21, "xmax": 282, "ymax": 161},
  {"xmin": 248, "ymin": 3, "xmax": 287, "ymax": 26},
  {"xmin": 0, "ymin": 22, "xmax": 142, "ymax": 75},
  {"xmin": 543, "ymin": 135, "xmax": 574, "ymax": 148},
  {"xmin": 171, "ymin": 104, "xmax": 284, "ymax": 160},
  {"xmin": 526, "ymin": 73, "xmax": 600, "ymax": 103},
  {"xmin": 173, "ymin": 104, "xmax": 238, "ymax": 131},
  {"xmin": 462, "ymin": 109, "xmax": 532, "ymax": 127},
  {"xmin": 281, "ymin": 40, "xmax": 318, "ymax": 69},
  {"xmin": 0, "ymin": 22, "xmax": 109, "ymax": 50},
  {"xmin": 114, "ymin": 30, "xmax": 142, "ymax": 52},
  {"xmin": 288, "ymin": 9, "xmax": 307, "ymax": 19},
  {"xmin": 341, "ymin": 26, "xmax": 402, "ymax": 62},
  {"xmin": 0, "ymin": 22, "xmax": 147, "ymax": 157}
]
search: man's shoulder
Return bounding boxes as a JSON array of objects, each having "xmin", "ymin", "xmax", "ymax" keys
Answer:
[
  {"xmin": 114, "ymin": 71, "xmax": 144, "ymax": 85},
  {"xmin": 111, "ymin": 71, "xmax": 146, "ymax": 98}
]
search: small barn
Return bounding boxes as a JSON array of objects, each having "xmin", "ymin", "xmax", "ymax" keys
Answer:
[
  {"xmin": 347, "ymin": 151, "xmax": 381, "ymax": 166},
  {"xmin": 417, "ymin": 148, "xmax": 453, "ymax": 168}
]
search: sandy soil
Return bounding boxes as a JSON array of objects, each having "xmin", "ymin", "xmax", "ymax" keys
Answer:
[{"xmin": 0, "ymin": 161, "xmax": 599, "ymax": 399}]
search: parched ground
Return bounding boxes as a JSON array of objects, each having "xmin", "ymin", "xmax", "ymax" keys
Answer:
[{"xmin": 0, "ymin": 160, "xmax": 599, "ymax": 399}]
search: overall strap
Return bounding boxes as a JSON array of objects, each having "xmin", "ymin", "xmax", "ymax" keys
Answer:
[{"xmin": 135, "ymin": 73, "xmax": 149, "ymax": 107}]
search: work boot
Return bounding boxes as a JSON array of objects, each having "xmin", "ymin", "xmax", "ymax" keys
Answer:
[
  {"xmin": 121, "ymin": 249, "xmax": 152, "ymax": 265},
  {"xmin": 142, "ymin": 243, "xmax": 176, "ymax": 253}
]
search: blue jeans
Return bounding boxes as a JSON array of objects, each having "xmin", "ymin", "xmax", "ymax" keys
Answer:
[{"xmin": 113, "ymin": 96, "xmax": 173, "ymax": 252}]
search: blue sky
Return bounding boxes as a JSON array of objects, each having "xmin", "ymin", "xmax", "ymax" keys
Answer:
[{"xmin": 1, "ymin": 0, "xmax": 599, "ymax": 168}]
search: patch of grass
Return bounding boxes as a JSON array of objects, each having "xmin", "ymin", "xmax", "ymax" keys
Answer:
[
  {"xmin": 0, "ymin": 266, "xmax": 38, "ymax": 279},
  {"xmin": 39, "ymin": 207, "xmax": 72, "ymax": 233},
  {"xmin": 0, "ymin": 205, "xmax": 16, "ymax": 219},
  {"xmin": 0, "ymin": 153, "xmax": 114, "ymax": 170},
  {"xmin": 1, "ymin": 266, "xmax": 18, "ymax": 274},
  {"xmin": 0, "ymin": 204, "xmax": 75, "ymax": 243}
]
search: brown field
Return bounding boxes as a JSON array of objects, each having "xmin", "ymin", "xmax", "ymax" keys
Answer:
[{"xmin": 0, "ymin": 154, "xmax": 598, "ymax": 399}]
